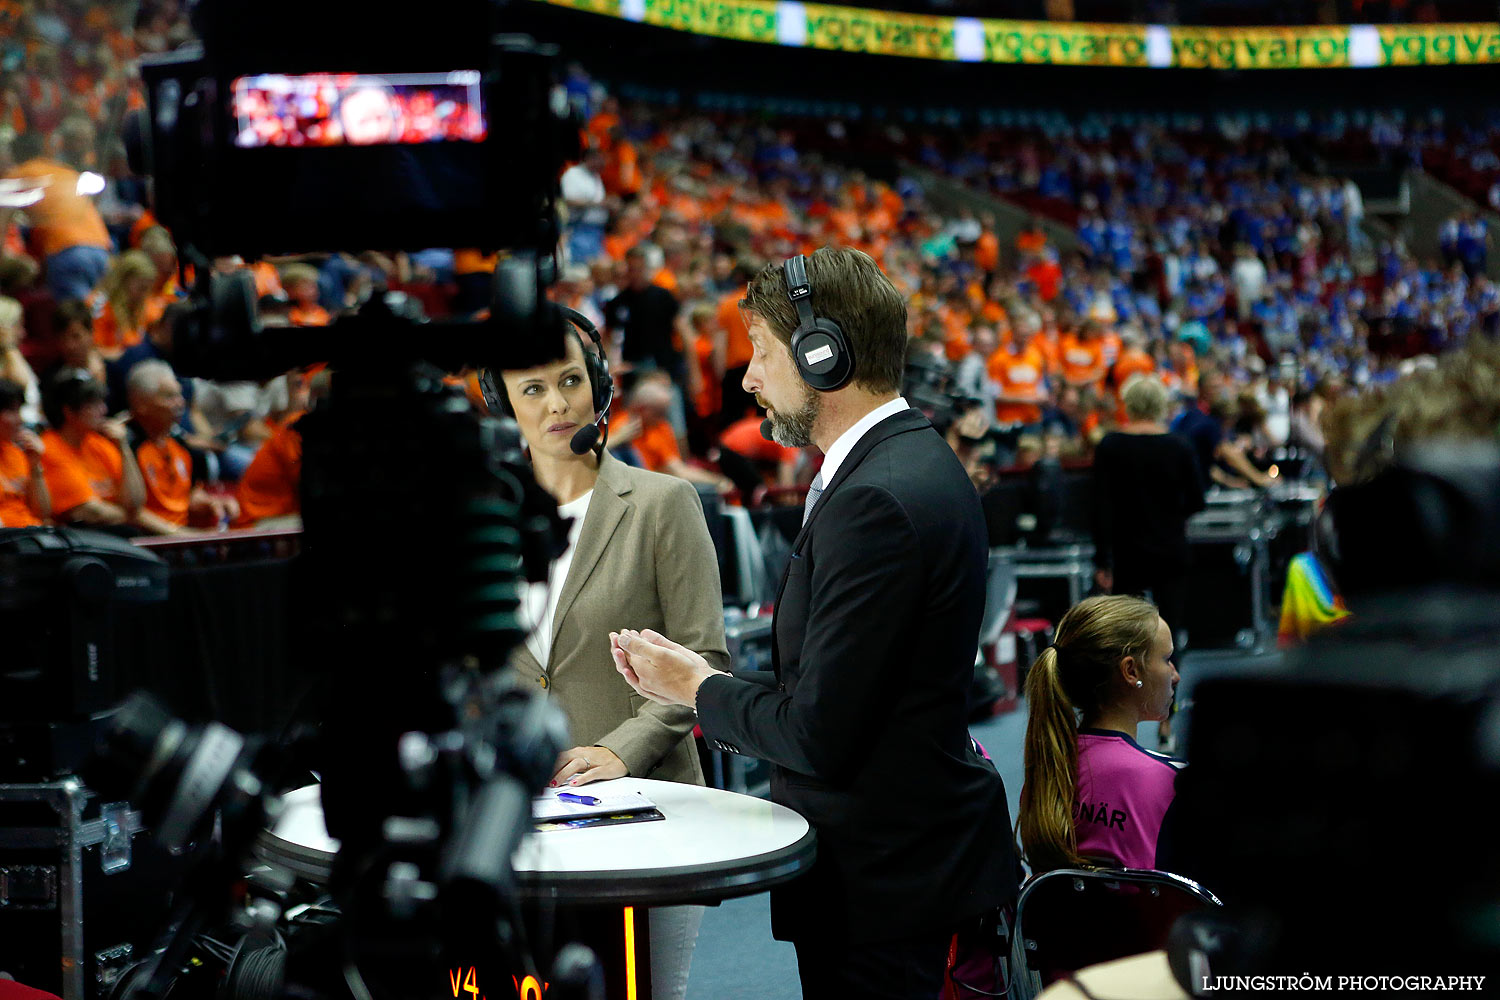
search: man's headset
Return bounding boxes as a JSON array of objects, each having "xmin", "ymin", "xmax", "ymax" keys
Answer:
[
  {"xmin": 784, "ymin": 254, "xmax": 854, "ymax": 392},
  {"xmin": 756, "ymin": 255, "xmax": 856, "ymax": 442},
  {"xmin": 478, "ymin": 306, "xmax": 614, "ymax": 457}
]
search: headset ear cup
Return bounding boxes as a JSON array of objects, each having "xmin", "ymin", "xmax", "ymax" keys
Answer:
[
  {"xmin": 478, "ymin": 369, "xmax": 512, "ymax": 418},
  {"xmin": 821, "ymin": 318, "xmax": 854, "ymax": 389},
  {"xmin": 585, "ymin": 350, "xmax": 607, "ymax": 416},
  {"xmin": 793, "ymin": 318, "xmax": 854, "ymax": 391},
  {"xmin": 558, "ymin": 305, "xmax": 612, "ymax": 417},
  {"xmin": 783, "ymin": 251, "xmax": 854, "ymax": 391}
]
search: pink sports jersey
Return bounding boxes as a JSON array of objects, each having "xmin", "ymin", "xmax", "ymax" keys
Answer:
[{"xmin": 1073, "ymin": 728, "xmax": 1184, "ymax": 870}]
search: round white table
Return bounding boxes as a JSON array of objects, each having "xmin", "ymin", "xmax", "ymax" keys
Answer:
[
  {"xmin": 257, "ymin": 777, "xmax": 816, "ymax": 906},
  {"xmin": 257, "ymin": 778, "xmax": 815, "ymax": 998}
]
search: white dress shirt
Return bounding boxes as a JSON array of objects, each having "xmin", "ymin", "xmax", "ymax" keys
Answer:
[
  {"xmin": 816, "ymin": 395, "xmax": 911, "ymax": 490},
  {"xmin": 522, "ymin": 489, "xmax": 593, "ymax": 668}
]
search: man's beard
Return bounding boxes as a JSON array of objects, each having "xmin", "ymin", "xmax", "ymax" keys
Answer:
[{"xmin": 766, "ymin": 384, "xmax": 820, "ymax": 448}]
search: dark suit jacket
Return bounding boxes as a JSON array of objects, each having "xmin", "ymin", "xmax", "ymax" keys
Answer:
[{"xmin": 696, "ymin": 408, "xmax": 1018, "ymax": 945}]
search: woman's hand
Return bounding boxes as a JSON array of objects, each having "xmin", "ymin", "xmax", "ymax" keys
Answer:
[{"xmin": 550, "ymin": 746, "xmax": 628, "ymax": 787}]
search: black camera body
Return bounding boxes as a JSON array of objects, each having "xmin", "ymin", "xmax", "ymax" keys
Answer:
[
  {"xmin": 139, "ymin": 0, "xmax": 576, "ymax": 258},
  {"xmin": 902, "ymin": 354, "xmax": 983, "ymax": 434},
  {"xmin": 0, "ymin": 528, "xmax": 169, "ymax": 780},
  {"xmin": 66, "ymin": 4, "xmax": 597, "ymax": 998}
]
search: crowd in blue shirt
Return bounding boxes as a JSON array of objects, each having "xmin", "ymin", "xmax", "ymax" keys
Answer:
[{"xmin": 915, "ymin": 109, "xmax": 1499, "ymax": 393}]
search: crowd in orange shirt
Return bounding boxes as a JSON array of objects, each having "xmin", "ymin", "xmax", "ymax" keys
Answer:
[
  {"xmin": 550, "ymin": 98, "xmax": 1248, "ymax": 488},
  {"xmin": 2, "ymin": 3, "xmax": 1455, "ymax": 526}
]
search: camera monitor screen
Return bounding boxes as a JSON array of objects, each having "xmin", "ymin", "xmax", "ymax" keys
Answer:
[{"xmin": 232, "ymin": 71, "xmax": 486, "ymax": 148}]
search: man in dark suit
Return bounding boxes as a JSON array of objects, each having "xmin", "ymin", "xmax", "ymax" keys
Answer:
[{"xmin": 612, "ymin": 247, "xmax": 1017, "ymax": 998}]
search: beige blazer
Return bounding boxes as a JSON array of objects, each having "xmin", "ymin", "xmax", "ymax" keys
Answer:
[{"xmin": 509, "ymin": 451, "xmax": 729, "ymax": 784}]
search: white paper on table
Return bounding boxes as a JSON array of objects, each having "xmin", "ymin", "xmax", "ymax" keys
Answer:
[{"xmin": 531, "ymin": 783, "xmax": 658, "ymax": 821}]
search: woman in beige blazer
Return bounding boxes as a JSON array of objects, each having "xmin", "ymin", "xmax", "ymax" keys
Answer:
[
  {"xmin": 493, "ymin": 321, "xmax": 727, "ymax": 999},
  {"xmin": 493, "ymin": 322, "xmax": 729, "ymax": 789}
]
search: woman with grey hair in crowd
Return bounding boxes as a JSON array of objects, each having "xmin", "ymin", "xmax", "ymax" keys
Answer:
[{"xmin": 1090, "ymin": 374, "xmax": 1205, "ymax": 749}]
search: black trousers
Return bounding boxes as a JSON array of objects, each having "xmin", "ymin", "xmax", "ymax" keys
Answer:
[
  {"xmin": 1111, "ymin": 566, "xmax": 1187, "ymax": 646},
  {"xmin": 793, "ymin": 929, "xmax": 953, "ymax": 1000}
]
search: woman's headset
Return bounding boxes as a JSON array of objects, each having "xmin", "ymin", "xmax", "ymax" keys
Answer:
[
  {"xmin": 783, "ymin": 254, "xmax": 855, "ymax": 391},
  {"xmin": 478, "ymin": 305, "xmax": 615, "ymax": 456}
]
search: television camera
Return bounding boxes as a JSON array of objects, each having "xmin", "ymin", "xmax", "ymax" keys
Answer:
[{"xmin": 3, "ymin": 1, "xmax": 606, "ymax": 997}]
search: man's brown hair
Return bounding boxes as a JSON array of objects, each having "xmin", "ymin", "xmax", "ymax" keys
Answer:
[{"xmin": 739, "ymin": 246, "xmax": 907, "ymax": 394}]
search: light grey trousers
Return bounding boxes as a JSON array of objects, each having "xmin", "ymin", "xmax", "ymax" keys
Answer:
[{"xmin": 648, "ymin": 904, "xmax": 704, "ymax": 1000}]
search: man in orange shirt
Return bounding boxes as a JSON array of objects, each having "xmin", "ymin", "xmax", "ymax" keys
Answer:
[
  {"xmin": 718, "ymin": 412, "xmax": 802, "ymax": 496},
  {"xmin": 453, "ymin": 249, "xmax": 498, "ymax": 316},
  {"xmin": 38, "ymin": 369, "xmax": 144, "ymax": 527},
  {"xmin": 601, "ymin": 128, "xmax": 641, "ymax": 199},
  {"xmin": 677, "ymin": 303, "xmax": 720, "ymax": 433},
  {"xmin": 1016, "ymin": 216, "xmax": 1048, "ymax": 256},
  {"xmin": 717, "ymin": 262, "xmax": 757, "ymax": 428},
  {"xmin": 233, "ymin": 411, "xmax": 305, "ymax": 528},
  {"xmin": 987, "ymin": 325, "xmax": 1047, "ymax": 427},
  {"xmin": 716, "ymin": 410, "xmax": 804, "ymax": 501},
  {"xmin": 0, "ymin": 376, "xmax": 49, "ymax": 526},
  {"xmin": 1024, "ymin": 248, "xmax": 1063, "ymax": 303},
  {"xmin": 586, "ymin": 98, "xmax": 620, "ymax": 154},
  {"xmin": 975, "ymin": 214, "xmax": 1001, "ymax": 277},
  {"xmin": 281, "ymin": 263, "xmax": 330, "ymax": 327},
  {"xmin": 1167, "ymin": 339, "xmax": 1201, "ymax": 398},
  {"xmin": 125, "ymin": 359, "xmax": 235, "ymax": 534},
  {"xmin": 939, "ymin": 295, "xmax": 975, "ymax": 363},
  {"xmin": 1109, "ymin": 327, "xmax": 1157, "ymax": 424},
  {"xmin": 651, "ymin": 240, "xmax": 691, "ymax": 295},
  {"xmin": 626, "ymin": 375, "xmax": 731, "ymax": 492},
  {"xmin": 1058, "ymin": 320, "xmax": 1107, "ymax": 390},
  {"xmin": 1, "ymin": 132, "xmax": 113, "ymax": 301}
]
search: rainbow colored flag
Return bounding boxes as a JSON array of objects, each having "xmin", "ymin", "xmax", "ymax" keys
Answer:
[{"xmin": 1278, "ymin": 551, "xmax": 1350, "ymax": 646}]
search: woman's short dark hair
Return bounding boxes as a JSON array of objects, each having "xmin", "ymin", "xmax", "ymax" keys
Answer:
[
  {"xmin": 494, "ymin": 325, "xmax": 596, "ymax": 415},
  {"xmin": 43, "ymin": 369, "xmax": 105, "ymax": 429},
  {"xmin": 740, "ymin": 246, "xmax": 908, "ymax": 395}
]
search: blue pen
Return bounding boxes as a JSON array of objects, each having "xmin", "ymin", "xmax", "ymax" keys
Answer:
[{"xmin": 557, "ymin": 792, "xmax": 601, "ymax": 806}]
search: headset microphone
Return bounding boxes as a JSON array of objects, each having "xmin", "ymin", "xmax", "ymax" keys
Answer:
[
  {"xmin": 760, "ymin": 418, "xmax": 774, "ymax": 442},
  {"xmin": 570, "ymin": 418, "xmax": 605, "ymax": 455}
]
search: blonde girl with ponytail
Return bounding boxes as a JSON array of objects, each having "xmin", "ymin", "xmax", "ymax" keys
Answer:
[{"xmin": 1019, "ymin": 595, "xmax": 1182, "ymax": 874}]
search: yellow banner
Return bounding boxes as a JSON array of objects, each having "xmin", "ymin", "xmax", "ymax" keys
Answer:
[
  {"xmin": 1377, "ymin": 23, "xmax": 1500, "ymax": 65},
  {"xmin": 642, "ymin": 0, "xmax": 781, "ymax": 44},
  {"xmin": 540, "ymin": 0, "xmax": 622, "ymax": 14},
  {"xmin": 979, "ymin": 21, "xmax": 1148, "ymax": 66},
  {"xmin": 802, "ymin": 4, "xmax": 952, "ymax": 59},
  {"xmin": 1169, "ymin": 25, "xmax": 1349, "ymax": 69},
  {"xmin": 528, "ymin": 0, "xmax": 1500, "ymax": 68}
]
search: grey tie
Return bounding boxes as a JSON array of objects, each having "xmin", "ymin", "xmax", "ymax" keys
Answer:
[{"xmin": 802, "ymin": 472, "xmax": 825, "ymax": 526}]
